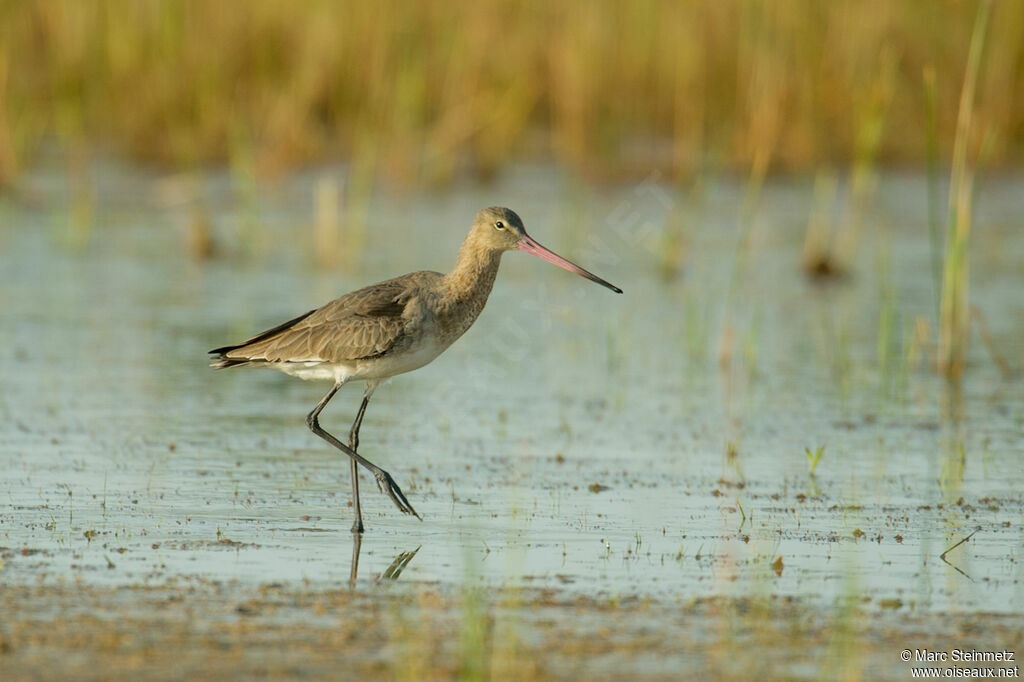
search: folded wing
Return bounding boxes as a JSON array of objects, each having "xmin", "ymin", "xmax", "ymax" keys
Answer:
[{"xmin": 209, "ymin": 275, "xmax": 429, "ymax": 368}]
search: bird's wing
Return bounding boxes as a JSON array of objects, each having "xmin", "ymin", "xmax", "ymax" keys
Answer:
[{"xmin": 216, "ymin": 273, "xmax": 437, "ymax": 364}]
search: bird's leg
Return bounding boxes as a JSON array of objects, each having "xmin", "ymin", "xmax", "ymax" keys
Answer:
[
  {"xmin": 305, "ymin": 383, "xmax": 421, "ymax": 523},
  {"xmin": 349, "ymin": 529, "xmax": 362, "ymax": 587},
  {"xmin": 348, "ymin": 456, "xmax": 362, "ymax": 533},
  {"xmin": 349, "ymin": 393, "xmax": 370, "ymax": 452},
  {"xmin": 346, "ymin": 393, "xmax": 371, "ymax": 534},
  {"xmin": 351, "ymin": 385, "xmax": 409, "ymax": 514}
]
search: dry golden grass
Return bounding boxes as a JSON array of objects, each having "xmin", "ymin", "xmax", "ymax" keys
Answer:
[{"xmin": 0, "ymin": 0, "xmax": 1021, "ymax": 186}]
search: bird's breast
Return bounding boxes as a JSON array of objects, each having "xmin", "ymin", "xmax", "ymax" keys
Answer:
[{"xmin": 435, "ymin": 291, "xmax": 490, "ymax": 346}]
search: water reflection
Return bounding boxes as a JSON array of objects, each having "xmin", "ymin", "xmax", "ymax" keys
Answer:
[
  {"xmin": 939, "ymin": 528, "xmax": 979, "ymax": 582},
  {"xmin": 378, "ymin": 546, "xmax": 420, "ymax": 582},
  {"xmin": 348, "ymin": 532, "xmax": 421, "ymax": 587}
]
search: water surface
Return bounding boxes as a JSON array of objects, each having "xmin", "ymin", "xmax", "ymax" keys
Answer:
[{"xmin": 2, "ymin": 163, "xmax": 1022, "ymax": 623}]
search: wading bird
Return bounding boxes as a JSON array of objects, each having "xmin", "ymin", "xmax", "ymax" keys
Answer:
[{"xmin": 210, "ymin": 207, "xmax": 621, "ymax": 533}]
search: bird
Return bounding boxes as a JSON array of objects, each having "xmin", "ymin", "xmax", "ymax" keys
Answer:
[{"xmin": 209, "ymin": 207, "xmax": 621, "ymax": 533}]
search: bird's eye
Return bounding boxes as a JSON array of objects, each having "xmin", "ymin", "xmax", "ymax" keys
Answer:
[{"xmin": 494, "ymin": 221, "xmax": 505, "ymax": 231}]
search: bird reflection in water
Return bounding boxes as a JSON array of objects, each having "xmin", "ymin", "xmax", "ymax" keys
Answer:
[{"xmin": 348, "ymin": 532, "xmax": 421, "ymax": 587}]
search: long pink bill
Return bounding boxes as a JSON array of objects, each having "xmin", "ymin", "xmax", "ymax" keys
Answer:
[{"xmin": 518, "ymin": 234, "xmax": 623, "ymax": 294}]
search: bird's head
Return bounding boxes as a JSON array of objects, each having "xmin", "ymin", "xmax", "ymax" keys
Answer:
[
  {"xmin": 472, "ymin": 206, "xmax": 528, "ymax": 251},
  {"xmin": 471, "ymin": 206, "xmax": 622, "ymax": 293}
]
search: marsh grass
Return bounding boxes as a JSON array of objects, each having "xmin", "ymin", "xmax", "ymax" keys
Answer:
[
  {"xmin": 185, "ymin": 203, "xmax": 214, "ymax": 260},
  {"xmin": 802, "ymin": 46, "xmax": 897, "ymax": 281},
  {"xmin": 875, "ymin": 242, "xmax": 915, "ymax": 401},
  {"xmin": 313, "ymin": 175, "xmax": 341, "ymax": 269},
  {"xmin": 801, "ymin": 170, "xmax": 840, "ymax": 278},
  {"xmin": 456, "ymin": 585, "xmax": 491, "ymax": 681},
  {"xmin": 1, "ymin": 1, "xmax": 1022, "ymax": 188},
  {"xmin": 805, "ymin": 446, "xmax": 825, "ymax": 477},
  {"xmin": 923, "ymin": 66, "xmax": 942, "ymax": 315},
  {"xmin": 311, "ymin": 170, "xmax": 369, "ymax": 272},
  {"xmin": 656, "ymin": 207, "xmax": 689, "ymax": 282},
  {"xmin": 817, "ymin": 306, "xmax": 853, "ymax": 400},
  {"xmin": 939, "ymin": 439, "xmax": 967, "ymax": 498},
  {"xmin": 937, "ymin": 0, "xmax": 992, "ymax": 381}
]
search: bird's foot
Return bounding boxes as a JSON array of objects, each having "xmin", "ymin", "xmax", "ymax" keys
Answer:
[{"xmin": 374, "ymin": 470, "xmax": 421, "ymax": 520}]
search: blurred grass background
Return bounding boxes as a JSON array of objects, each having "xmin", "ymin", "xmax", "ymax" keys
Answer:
[{"xmin": 1, "ymin": 0, "xmax": 1022, "ymax": 188}]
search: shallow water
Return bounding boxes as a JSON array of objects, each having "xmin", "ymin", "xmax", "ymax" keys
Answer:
[{"xmin": 1, "ymin": 161, "xmax": 1022, "ymax": 622}]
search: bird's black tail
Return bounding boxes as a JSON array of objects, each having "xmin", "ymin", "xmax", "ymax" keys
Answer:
[
  {"xmin": 208, "ymin": 308, "xmax": 317, "ymax": 369},
  {"xmin": 208, "ymin": 352, "xmax": 251, "ymax": 370}
]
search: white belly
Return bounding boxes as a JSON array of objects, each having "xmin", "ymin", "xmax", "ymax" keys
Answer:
[{"xmin": 274, "ymin": 336, "xmax": 448, "ymax": 384}]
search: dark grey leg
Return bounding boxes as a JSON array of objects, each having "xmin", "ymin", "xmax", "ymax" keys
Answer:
[
  {"xmin": 349, "ymin": 529, "xmax": 362, "ymax": 587},
  {"xmin": 305, "ymin": 383, "xmax": 420, "ymax": 526},
  {"xmin": 347, "ymin": 394, "xmax": 370, "ymax": 534}
]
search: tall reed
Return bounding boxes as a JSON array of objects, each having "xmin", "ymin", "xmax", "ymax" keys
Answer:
[
  {"xmin": 937, "ymin": 0, "xmax": 992, "ymax": 381},
  {"xmin": 0, "ymin": 1, "xmax": 1020, "ymax": 186}
]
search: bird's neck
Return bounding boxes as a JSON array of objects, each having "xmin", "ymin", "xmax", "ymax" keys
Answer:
[{"xmin": 444, "ymin": 239, "xmax": 503, "ymax": 305}]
